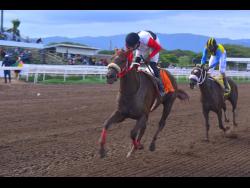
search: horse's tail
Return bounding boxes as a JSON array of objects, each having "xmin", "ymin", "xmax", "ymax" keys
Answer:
[{"xmin": 176, "ymin": 89, "xmax": 189, "ymax": 101}]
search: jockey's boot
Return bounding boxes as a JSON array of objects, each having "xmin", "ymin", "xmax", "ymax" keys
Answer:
[
  {"xmin": 222, "ymin": 76, "xmax": 230, "ymax": 93},
  {"xmin": 156, "ymin": 76, "xmax": 165, "ymax": 97}
]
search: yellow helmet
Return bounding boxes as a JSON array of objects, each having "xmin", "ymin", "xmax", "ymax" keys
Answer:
[{"xmin": 206, "ymin": 37, "xmax": 217, "ymax": 52}]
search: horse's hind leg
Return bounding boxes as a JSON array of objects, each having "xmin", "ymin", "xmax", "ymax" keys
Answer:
[
  {"xmin": 217, "ymin": 109, "xmax": 227, "ymax": 134},
  {"xmin": 99, "ymin": 110, "xmax": 126, "ymax": 158},
  {"xmin": 229, "ymin": 98, "xmax": 238, "ymax": 127},
  {"xmin": 127, "ymin": 115, "xmax": 148, "ymax": 157},
  {"xmin": 229, "ymin": 81, "xmax": 238, "ymax": 127},
  {"xmin": 223, "ymin": 102, "xmax": 229, "ymax": 123},
  {"xmin": 149, "ymin": 95, "xmax": 175, "ymax": 151}
]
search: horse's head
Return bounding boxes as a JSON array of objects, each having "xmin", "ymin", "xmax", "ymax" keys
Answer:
[
  {"xmin": 106, "ymin": 49, "xmax": 129, "ymax": 84},
  {"xmin": 189, "ymin": 65, "xmax": 207, "ymax": 89}
]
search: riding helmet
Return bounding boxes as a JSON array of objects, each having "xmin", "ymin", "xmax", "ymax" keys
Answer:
[
  {"xmin": 206, "ymin": 37, "xmax": 218, "ymax": 51},
  {"xmin": 125, "ymin": 32, "xmax": 140, "ymax": 48}
]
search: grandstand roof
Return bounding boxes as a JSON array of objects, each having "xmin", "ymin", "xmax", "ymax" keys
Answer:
[
  {"xmin": 44, "ymin": 43, "xmax": 99, "ymax": 50},
  {"xmin": 0, "ymin": 40, "xmax": 44, "ymax": 49}
]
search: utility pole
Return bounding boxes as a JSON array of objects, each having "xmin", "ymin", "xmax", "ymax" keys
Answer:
[{"xmin": 1, "ymin": 10, "xmax": 3, "ymax": 32}]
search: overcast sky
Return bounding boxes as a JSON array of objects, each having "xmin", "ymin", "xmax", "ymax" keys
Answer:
[{"xmin": 3, "ymin": 10, "xmax": 250, "ymax": 39}]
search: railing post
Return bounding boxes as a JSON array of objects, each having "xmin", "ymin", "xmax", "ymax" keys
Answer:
[
  {"xmin": 64, "ymin": 70, "xmax": 67, "ymax": 82},
  {"xmin": 34, "ymin": 73, "xmax": 38, "ymax": 84},
  {"xmin": 26, "ymin": 73, "xmax": 29, "ymax": 82}
]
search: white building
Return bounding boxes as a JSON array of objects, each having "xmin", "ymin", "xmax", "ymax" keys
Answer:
[
  {"xmin": 227, "ymin": 57, "xmax": 250, "ymax": 71},
  {"xmin": 43, "ymin": 43, "xmax": 100, "ymax": 56}
]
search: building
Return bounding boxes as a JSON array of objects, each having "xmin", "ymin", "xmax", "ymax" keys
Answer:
[
  {"xmin": 227, "ymin": 57, "xmax": 250, "ymax": 71},
  {"xmin": 0, "ymin": 40, "xmax": 112, "ymax": 65},
  {"xmin": 44, "ymin": 43, "xmax": 99, "ymax": 56},
  {"xmin": 0, "ymin": 40, "xmax": 43, "ymax": 49},
  {"xmin": 43, "ymin": 43, "xmax": 112, "ymax": 65}
]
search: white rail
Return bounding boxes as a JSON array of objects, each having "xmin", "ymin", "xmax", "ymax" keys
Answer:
[{"xmin": 1, "ymin": 63, "xmax": 250, "ymax": 83}]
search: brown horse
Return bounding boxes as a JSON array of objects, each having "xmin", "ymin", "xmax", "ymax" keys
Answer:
[
  {"xmin": 99, "ymin": 49, "xmax": 189, "ymax": 158},
  {"xmin": 189, "ymin": 65, "xmax": 238, "ymax": 141}
]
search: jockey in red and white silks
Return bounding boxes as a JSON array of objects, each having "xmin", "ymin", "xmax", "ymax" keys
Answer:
[{"xmin": 125, "ymin": 30, "xmax": 165, "ymax": 96}]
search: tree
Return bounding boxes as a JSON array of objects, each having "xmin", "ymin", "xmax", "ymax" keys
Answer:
[
  {"xmin": 47, "ymin": 42, "xmax": 87, "ymax": 47},
  {"xmin": 98, "ymin": 50, "xmax": 114, "ymax": 55},
  {"xmin": 7, "ymin": 19, "xmax": 21, "ymax": 41}
]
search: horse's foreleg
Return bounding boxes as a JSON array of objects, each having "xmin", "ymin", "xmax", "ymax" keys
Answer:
[
  {"xmin": 149, "ymin": 97, "xmax": 174, "ymax": 151},
  {"xmin": 203, "ymin": 108, "xmax": 210, "ymax": 142},
  {"xmin": 135, "ymin": 118, "xmax": 148, "ymax": 150},
  {"xmin": 99, "ymin": 110, "xmax": 125, "ymax": 158},
  {"xmin": 127, "ymin": 115, "xmax": 147, "ymax": 157}
]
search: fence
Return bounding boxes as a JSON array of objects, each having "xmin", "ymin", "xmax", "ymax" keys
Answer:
[{"xmin": 1, "ymin": 63, "xmax": 250, "ymax": 83}]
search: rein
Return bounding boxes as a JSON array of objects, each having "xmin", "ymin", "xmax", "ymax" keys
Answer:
[{"xmin": 107, "ymin": 59, "xmax": 140, "ymax": 78}]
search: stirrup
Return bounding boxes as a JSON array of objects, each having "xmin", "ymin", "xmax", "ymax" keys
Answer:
[{"xmin": 159, "ymin": 90, "xmax": 166, "ymax": 97}]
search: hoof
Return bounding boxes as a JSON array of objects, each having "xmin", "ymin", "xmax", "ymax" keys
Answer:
[
  {"xmin": 149, "ymin": 143, "xmax": 155, "ymax": 152},
  {"xmin": 99, "ymin": 147, "xmax": 106, "ymax": 158},
  {"xmin": 201, "ymin": 138, "xmax": 209, "ymax": 142},
  {"xmin": 225, "ymin": 131, "xmax": 238, "ymax": 139},
  {"xmin": 137, "ymin": 143, "xmax": 144, "ymax": 150}
]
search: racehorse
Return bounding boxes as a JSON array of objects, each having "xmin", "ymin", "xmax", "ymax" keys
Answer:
[
  {"xmin": 189, "ymin": 65, "xmax": 238, "ymax": 141},
  {"xmin": 99, "ymin": 49, "xmax": 189, "ymax": 158}
]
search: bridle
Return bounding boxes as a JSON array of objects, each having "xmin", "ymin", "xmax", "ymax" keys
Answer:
[
  {"xmin": 189, "ymin": 67, "xmax": 207, "ymax": 85},
  {"xmin": 107, "ymin": 52, "xmax": 140, "ymax": 78}
]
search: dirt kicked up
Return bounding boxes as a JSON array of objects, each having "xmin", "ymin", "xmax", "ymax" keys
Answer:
[{"xmin": 0, "ymin": 81, "xmax": 250, "ymax": 176}]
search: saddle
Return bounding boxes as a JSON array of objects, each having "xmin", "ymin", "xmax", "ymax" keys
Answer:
[
  {"xmin": 209, "ymin": 75, "xmax": 231, "ymax": 96},
  {"xmin": 138, "ymin": 67, "xmax": 175, "ymax": 94}
]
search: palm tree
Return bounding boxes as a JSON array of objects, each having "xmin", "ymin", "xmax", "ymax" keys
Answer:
[{"xmin": 7, "ymin": 19, "xmax": 21, "ymax": 41}]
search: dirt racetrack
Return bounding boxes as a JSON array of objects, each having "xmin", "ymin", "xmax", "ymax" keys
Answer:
[{"xmin": 0, "ymin": 80, "xmax": 250, "ymax": 177}]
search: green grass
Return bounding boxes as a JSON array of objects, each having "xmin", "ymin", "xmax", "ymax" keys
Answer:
[{"xmin": 20, "ymin": 75, "xmax": 106, "ymax": 84}]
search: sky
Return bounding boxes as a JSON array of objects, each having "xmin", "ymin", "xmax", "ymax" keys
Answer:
[{"xmin": 3, "ymin": 10, "xmax": 250, "ymax": 39}]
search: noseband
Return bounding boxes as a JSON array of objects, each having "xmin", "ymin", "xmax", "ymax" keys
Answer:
[{"xmin": 189, "ymin": 67, "xmax": 207, "ymax": 85}]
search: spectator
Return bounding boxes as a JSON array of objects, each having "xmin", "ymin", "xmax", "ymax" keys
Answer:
[
  {"xmin": 89, "ymin": 57, "xmax": 94, "ymax": 65},
  {"xmin": 0, "ymin": 49, "xmax": 6, "ymax": 60},
  {"xmin": 14, "ymin": 57, "xmax": 24, "ymax": 79},
  {"xmin": 68, "ymin": 58, "xmax": 73, "ymax": 65},
  {"xmin": 102, "ymin": 59, "xmax": 108, "ymax": 66},
  {"xmin": 96, "ymin": 59, "xmax": 103, "ymax": 66},
  {"xmin": 2, "ymin": 54, "xmax": 13, "ymax": 83},
  {"xmin": 83, "ymin": 56, "xmax": 88, "ymax": 65}
]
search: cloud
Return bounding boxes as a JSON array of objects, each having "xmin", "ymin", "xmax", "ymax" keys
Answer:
[{"xmin": 3, "ymin": 10, "xmax": 250, "ymax": 39}]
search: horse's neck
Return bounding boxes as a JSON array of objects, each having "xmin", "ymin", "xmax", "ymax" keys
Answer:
[
  {"xmin": 120, "ymin": 69, "xmax": 139, "ymax": 95},
  {"xmin": 199, "ymin": 77, "xmax": 211, "ymax": 97}
]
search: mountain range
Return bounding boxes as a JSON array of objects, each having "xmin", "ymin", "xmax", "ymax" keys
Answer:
[{"xmin": 41, "ymin": 33, "xmax": 250, "ymax": 53}]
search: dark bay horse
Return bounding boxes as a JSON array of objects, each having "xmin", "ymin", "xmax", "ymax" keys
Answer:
[
  {"xmin": 189, "ymin": 65, "xmax": 238, "ymax": 141},
  {"xmin": 99, "ymin": 49, "xmax": 189, "ymax": 158}
]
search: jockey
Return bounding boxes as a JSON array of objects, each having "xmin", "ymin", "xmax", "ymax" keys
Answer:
[
  {"xmin": 125, "ymin": 30, "xmax": 165, "ymax": 97},
  {"xmin": 201, "ymin": 37, "xmax": 230, "ymax": 93}
]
